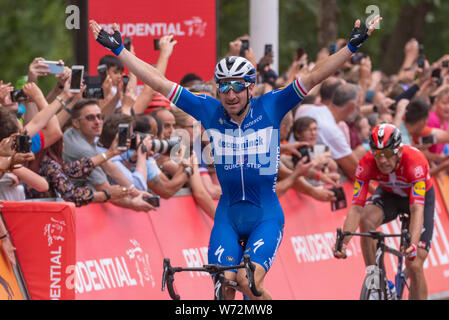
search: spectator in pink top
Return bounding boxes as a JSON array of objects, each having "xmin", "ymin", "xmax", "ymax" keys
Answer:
[{"xmin": 427, "ymin": 89, "xmax": 449, "ymax": 154}]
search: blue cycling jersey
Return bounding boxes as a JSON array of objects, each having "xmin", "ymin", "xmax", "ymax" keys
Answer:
[
  {"xmin": 167, "ymin": 78, "xmax": 307, "ymax": 272},
  {"xmin": 167, "ymin": 78, "xmax": 307, "ymax": 207}
]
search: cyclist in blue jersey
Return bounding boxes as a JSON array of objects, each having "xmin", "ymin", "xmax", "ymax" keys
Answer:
[{"xmin": 90, "ymin": 16, "xmax": 381, "ymax": 300}]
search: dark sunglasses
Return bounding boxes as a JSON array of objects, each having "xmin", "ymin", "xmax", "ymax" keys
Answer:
[
  {"xmin": 218, "ymin": 81, "xmax": 248, "ymax": 94},
  {"xmin": 77, "ymin": 113, "xmax": 105, "ymax": 121},
  {"xmin": 371, "ymin": 148, "xmax": 398, "ymax": 159}
]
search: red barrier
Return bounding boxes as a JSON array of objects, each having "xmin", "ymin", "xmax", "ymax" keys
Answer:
[
  {"xmin": 1, "ymin": 201, "xmax": 76, "ymax": 300},
  {"xmin": 2, "ymin": 177, "xmax": 449, "ymax": 300},
  {"xmin": 75, "ymin": 203, "xmax": 166, "ymax": 299}
]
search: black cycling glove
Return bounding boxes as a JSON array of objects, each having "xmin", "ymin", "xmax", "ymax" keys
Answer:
[
  {"xmin": 347, "ymin": 21, "xmax": 369, "ymax": 53},
  {"xmin": 96, "ymin": 29, "xmax": 124, "ymax": 56}
]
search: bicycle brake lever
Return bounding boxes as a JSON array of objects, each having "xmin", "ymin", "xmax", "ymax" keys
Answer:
[
  {"xmin": 334, "ymin": 228, "xmax": 343, "ymax": 256},
  {"xmin": 243, "ymin": 255, "xmax": 262, "ymax": 297},
  {"xmin": 162, "ymin": 258, "xmax": 180, "ymax": 300}
]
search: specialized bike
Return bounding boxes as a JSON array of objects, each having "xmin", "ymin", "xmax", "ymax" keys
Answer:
[
  {"xmin": 334, "ymin": 213, "xmax": 411, "ymax": 300},
  {"xmin": 162, "ymin": 254, "xmax": 262, "ymax": 300}
]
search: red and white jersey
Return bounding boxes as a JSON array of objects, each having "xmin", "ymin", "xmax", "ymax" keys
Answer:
[{"xmin": 352, "ymin": 145, "xmax": 432, "ymax": 207}]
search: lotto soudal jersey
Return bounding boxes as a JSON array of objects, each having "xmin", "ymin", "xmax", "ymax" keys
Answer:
[
  {"xmin": 166, "ymin": 78, "xmax": 308, "ymax": 207},
  {"xmin": 352, "ymin": 145, "xmax": 433, "ymax": 207}
]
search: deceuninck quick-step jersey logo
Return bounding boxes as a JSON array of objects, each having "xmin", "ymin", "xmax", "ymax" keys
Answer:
[{"xmin": 208, "ymin": 127, "xmax": 274, "ymax": 157}]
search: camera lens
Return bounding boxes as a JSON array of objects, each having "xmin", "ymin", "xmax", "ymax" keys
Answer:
[{"xmin": 151, "ymin": 137, "xmax": 181, "ymax": 155}]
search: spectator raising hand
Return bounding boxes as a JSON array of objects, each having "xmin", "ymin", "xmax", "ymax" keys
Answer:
[{"xmin": 27, "ymin": 57, "xmax": 51, "ymax": 83}]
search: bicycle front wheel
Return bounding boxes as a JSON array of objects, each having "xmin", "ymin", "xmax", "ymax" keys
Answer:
[{"xmin": 360, "ymin": 268, "xmax": 387, "ymax": 300}]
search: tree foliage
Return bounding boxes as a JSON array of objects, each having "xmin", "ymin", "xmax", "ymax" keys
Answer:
[
  {"xmin": 0, "ymin": 0, "xmax": 74, "ymax": 93},
  {"xmin": 218, "ymin": 0, "xmax": 449, "ymax": 76}
]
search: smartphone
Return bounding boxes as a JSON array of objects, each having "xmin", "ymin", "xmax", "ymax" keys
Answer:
[
  {"xmin": 15, "ymin": 134, "xmax": 31, "ymax": 153},
  {"xmin": 123, "ymin": 75, "xmax": 129, "ymax": 92},
  {"xmin": 82, "ymin": 87, "xmax": 104, "ymax": 99},
  {"xmin": 154, "ymin": 38, "xmax": 160, "ymax": 50},
  {"xmin": 329, "ymin": 43, "xmax": 337, "ymax": 56},
  {"xmin": 97, "ymin": 64, "xmax": 107, "ymax": 84},
  {"xmin": 417, "ymin": 56, "xmax": 425, "ymax": 68},
  {"xmin": 42, "ymin": 60, "xmax": 64, "ymax": 74},
  {"xmin": 117, "ymin": 123, "xmax": 130, "ymax": 151},
  {"xmin": 70, "ymin": 65, "xmax": 84, "ymax": 93},
  {"xmin": 418, "ymin": 134, "xmax": 436, "ymax": 145},
  {"xmin": 240, "ymin": 39, "xmax": 249, "ymax": 57},
  {"xmin": 143, "ymin": 195, "xmax": 160, "ymax": 208},
  {"xmin": 389, "ymin": 102, "xmax": 397, "ymax": 112},
  {"xmin": 351, "ymin": 53, "xmax": 366, "ymax": 65},
  {"xmin": 124, "ymin": 37, "xmax": 132, "ymax": 51},
  {"xmin": 264, "ymin": 44, "xmax": 273, "ymax": 56},
  {"xmin": 10, "ymin": 89, "xmax": 28, "ymax": 103},
  {"xmin": 329, "ymin": 186, "xmax": 347, "ymax": 211}
]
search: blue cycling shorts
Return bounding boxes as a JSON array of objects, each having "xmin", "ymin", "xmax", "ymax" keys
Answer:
[{"xmin": 208, "ymin": 200, "xmax": 284, "ymax": 273}]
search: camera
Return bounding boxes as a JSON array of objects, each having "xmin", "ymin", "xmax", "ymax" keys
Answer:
[
  {"xmin": 292, "ymin": 146, "xmax": 311, "ymax": 167},
  {"xmin": 419, "ymin": 134, "xmax": 436, "ymax": 145},
  {"xmin": 15, "ymin": 134, "xmax": 31, "ymax": 153},
  {"xmin": 143, "ymin": 195, "xmax": 160, "ymax": 208},
  {"xmin": 151, "ymin": 137, "xmax": 181, "ymax": 155},
  {"xmin": 329, "ymin": 186, "xmax": 347, "ymax": 211},
  {"xmin": 130, "ymin": 132, "xmax": 148, "ymax": 153},
  {"xmin": 10, "ymin": 89, "xmax": 28, "ymax": 103}
]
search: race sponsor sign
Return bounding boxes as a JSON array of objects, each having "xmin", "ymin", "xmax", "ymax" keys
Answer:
[{"xmin": 88, "ymin": 0, "xmax": 216, "ymax": 84}]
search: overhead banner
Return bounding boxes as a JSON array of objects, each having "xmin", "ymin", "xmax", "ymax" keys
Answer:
[
  {"xmin": 88, "ymin": 0, "xmax": 216, "ymax": 84},
  {"xmin": 1, "ymin": 201, "xmax": 76, "ymax": 300}
]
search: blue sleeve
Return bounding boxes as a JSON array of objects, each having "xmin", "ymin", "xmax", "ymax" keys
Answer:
[
  {"xmin": 260, "ymin": 77, "xmax": 308, "ymax": 125},
  {"xmin": 31, "ymin": 131, "xmax": 44, "ymax": 153},
  {"xmin": 166, "ymin": 83, "xmax": 220, "ymax": 129}
]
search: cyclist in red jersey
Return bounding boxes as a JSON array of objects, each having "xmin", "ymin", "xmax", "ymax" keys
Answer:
[{"xmin": 334, "ymin": 124, "xmax": 435, "ymax": 300}]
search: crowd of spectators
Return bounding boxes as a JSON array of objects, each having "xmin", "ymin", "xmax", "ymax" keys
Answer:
[{"xmin": 1, "ymin": 31, "xmax": 449, "ymax": 265}]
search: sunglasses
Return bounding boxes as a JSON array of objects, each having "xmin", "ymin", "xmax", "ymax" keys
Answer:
[
  {"xmin": 218, "ymin": 81, "xmax": 249, "ymax": 94},
  {"xmin": 77, "ymin": 113, "xmax": 105, "ymax": 122},
  {"xmin": 371, "ymin": 148, "xmax": 398, "ymax": 159}
]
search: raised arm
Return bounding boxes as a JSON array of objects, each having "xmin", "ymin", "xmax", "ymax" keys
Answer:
[
  {"xmin": 89, "ymin": 21, "xmax": 174, "ymax": 96},
  {"xmin": 301, "ymin": 17, "xmax": 382, "ymax": 91}
]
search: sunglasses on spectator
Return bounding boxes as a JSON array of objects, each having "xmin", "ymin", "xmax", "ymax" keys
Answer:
[
  {"xmin": 77, "ymin": 113, "xmax": 105, "ymax": 121},
  {"xmin": 371, "ymin": 148, "xmax": 398, "ymax": 159},
  {"xmin": 191, "ymin": 83, "xmax": 214, "ymax": 94},
  {"xmin": 218, "ymin": 81, "xmax": 249, "ymax": 94}
]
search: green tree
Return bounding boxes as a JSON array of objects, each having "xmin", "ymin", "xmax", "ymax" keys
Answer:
[{"xmin": 0, "ymin": 0, "xmax": 74, "ymax": 93}]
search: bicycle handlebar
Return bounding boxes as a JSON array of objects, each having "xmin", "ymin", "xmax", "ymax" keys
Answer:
[
  {"xmin": 334, "ymin": 228, "xmax": 412, "ymax": 258},
  {"xmin": 161, "ymin": 254, "xmax": 262, "ymax": 300}
]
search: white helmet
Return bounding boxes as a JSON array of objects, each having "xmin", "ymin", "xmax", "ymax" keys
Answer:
[{"xmin": 214, "ymin": 56, "xmax": 256, "ymax": 84}]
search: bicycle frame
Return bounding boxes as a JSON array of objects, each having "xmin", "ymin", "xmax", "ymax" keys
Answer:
[{"xmin": 162, "ymin": 254, "xmax": 262, "ymax": 300}]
